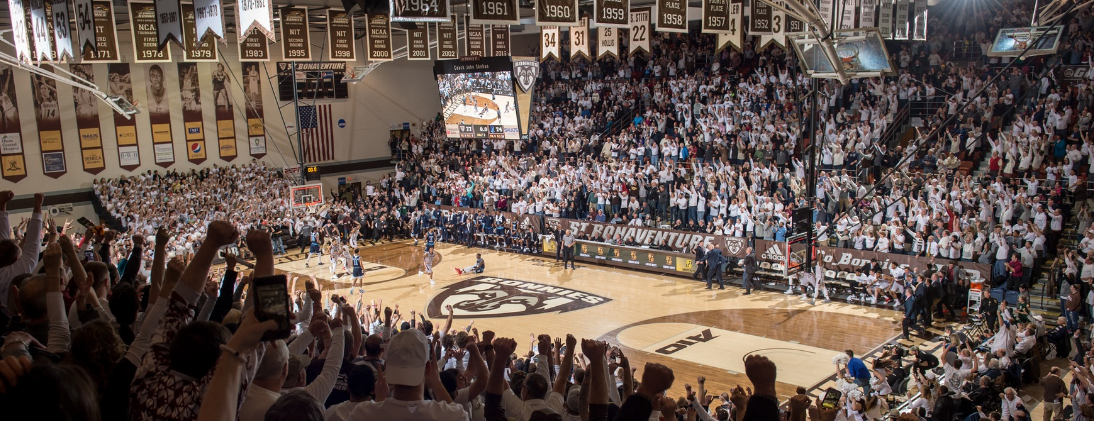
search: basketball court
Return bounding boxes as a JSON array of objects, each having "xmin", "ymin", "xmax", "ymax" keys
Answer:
[
  {"xmin": 272, "ymin": 240, "xmax": 953, "ymax": 402},
  {"xmin": 444, "ymin": 93, "xmax": 517, "ymax": 126}
]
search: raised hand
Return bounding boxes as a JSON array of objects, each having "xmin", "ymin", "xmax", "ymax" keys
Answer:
[
  {"xmin": 744, "ymin": 354, "xmax": 777, "ymax": 397},
  {"xmin": 205, "ymin": 221, "xmax": 240, "ymax": 247},
  {"xmin": 492, "ymin": 337, "xmax": 517, "ymax": 358},
  {"xmin": 155, "ymin": 227, "xmax": 169, "ymax": 246}
]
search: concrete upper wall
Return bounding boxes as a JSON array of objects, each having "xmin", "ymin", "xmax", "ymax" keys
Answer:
[{"xmin": 1, "ymin": 28, "xmax": 441, "ymax": 196}]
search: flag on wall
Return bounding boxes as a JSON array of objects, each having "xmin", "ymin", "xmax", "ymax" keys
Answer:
[{"xmin": 300, "ymin": 104, "xmax": 334, "ymax": 162}]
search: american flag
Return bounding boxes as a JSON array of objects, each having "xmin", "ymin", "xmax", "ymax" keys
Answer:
[{"xmin": 299, "ymin": 104, "xmax": 334, "ymax": 162}]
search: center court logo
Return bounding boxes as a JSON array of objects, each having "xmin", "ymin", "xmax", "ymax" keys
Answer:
[{"xmin": 426, "ymin": 276, "xmax": 610, "ymax": 318}]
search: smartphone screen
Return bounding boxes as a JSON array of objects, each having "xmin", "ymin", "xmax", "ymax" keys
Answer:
[
  {"xmin": 252, "ymin": 274, "xmax": 291, "ymax": 340},
  {"xmin": 77, "ymin": 217, "xmax": 95, "ymax": 229},
  {"xmin": 821, "ymin": 387, "xmax": 842, "ymax": 409}
]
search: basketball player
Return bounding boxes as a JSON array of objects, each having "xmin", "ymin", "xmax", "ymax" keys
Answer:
[
  {"xmin": 799, "ymin": 260, "xmax": 830, "ymax": 304},
  {"xmin": 329, "ymin": 240, "xmax": 347, "ymax": 279},
  {"xmin": 146, "ymin": 65, "xmax": 170, "ymax": 117},
  {"xmin": 35, "ymin": 76, "xmax": 59, "ymax": 122},
  {"xmin": 212, "ymin": 63, "xmax": 230, "ymax": 109},
  {"xmin": 305, "ymin": 229, "xmax": 324, "ymax": 267},
  {"xmin": 425, "ymin": 227, "xmax": 437, "ymax": 252},
  {"xmin": 351, "ymin": 248, "xmax": 364, "ymax": 292},
  {"xmin": 504, "ymin": 101, "xmax": 512, "ymax": 114},
  {"xmin": 455, "ymin": 253, "xmax": 484, "ymax": 275},
  {"xmin": 423, "ymin": 248, "xmax": 436, "ymax": 285},
  {"xmin": 0, "ymin": 69, "xmax": 17, "ymax": 131}
]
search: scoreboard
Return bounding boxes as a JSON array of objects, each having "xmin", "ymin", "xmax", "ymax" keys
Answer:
[
  {"xmin": 456, "ymin": 124, "xmax": 505, "ymax": 139},
  {"xmin": 543, "ymin": 238, "xmax": 695, "ymax": 275}
]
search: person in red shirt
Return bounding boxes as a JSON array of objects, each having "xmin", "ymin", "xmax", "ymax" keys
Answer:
[{"xmin": 1005, "ymin": 254, "xmax": 1024, "ymax": 290}]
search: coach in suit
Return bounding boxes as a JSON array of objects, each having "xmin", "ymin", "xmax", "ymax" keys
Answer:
[
  {"xmin": 554, "ymin": 228, "xmax": 564, "ymax": 262},
  {"xmin": 901, "ymin": 288, "xmax": 923, "ymax": 340},
  {"xmin": 693, "ymin": 243, "xmax": 707, "ymax": 280},
  {"xmin": 741, "ymin": 247, "xmax": 757, "ymax": 295},
  {"xmin": 703, "ymin": 243, "xmax": 726, "ymax": 290}
]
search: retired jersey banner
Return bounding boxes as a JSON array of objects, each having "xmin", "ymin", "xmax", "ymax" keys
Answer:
[
  {"xmin": 597, "ymin": 27, "xmax": 618, "ymax": 60},
  {"xmin": 491, "ymin": 25, "xmax": 510, "ymax": 57},
  {"xmin": 759, "ymin": 1, "xmax": 786, "ymax": 49},
  {"xmin": 280, "ymin": 6, "xmax": 311, "ymax": 60},
  {"xmin": 182, "ymin": 3, "xmax": 218, "ymax": 61},
  {"xmin": 73, "ymin": 0, "xmax": 95, "ymax": 56},
  {"xmin": 366, "ymin": 14, "xmax": 393, "ymax": 61},
  {"xmin": 878, "ymin": 0, "xmax": 893, "ymax": 38},
  {"xmin": 470, "ymin": 0, "xmax": 519, "ymax": 25},
  {"xmin": 571, "ymin": 17, "xmax": 590, "ymax": 61},
  {"xmin": 912, "ymin": 0, "xmax": 927, "ymax": 40},
  {"xmin": 193, "ymin": 0, "xmax": 224, "ymax": 43},
  {"xmin": 107, "ymin": 63, "xmax": 140, "ymax": 170},
  {"xmin": 51, "ymin": 0, "xmax": 74, "ymax": 61},
  {"xmin": 702, "ymin": 0, "xmax": 730, "ymax": 33},
  {"xmin": 154, "ymin": 0, "xmax": 184, "ymax": 48},
  {"xmin": 177, "ymin": 63, "xmax": 206, "ymax": 164},
  {"xmin": 211, "ymin": 63, "xmax": 236, "ymax": 161},
  {"xmin": 238, "ymin": 0, "xmax": 274, "ymax": 42},
  {"xmin": 81, "ymin": 1, "xmax": 118, "ymax": 62},
  {"xmin": 860, "ymin": 0, "xmax": 875, "ymax": 29},
  {"xmin": 241, "ymin": 62, "xmax": 266, "ymax": 158},
  {"xmin": 536, "ymin": 0, "xmax": 579, "ymax": 26},
  {"xmin": 328, "ymin": 10, "xmax": 356, "ymax": 61},
  {"xmin": 146, "ymin": 64, "xmax": 174, "ymax": 167},
  {"xmin": 656, "ymin": 0, "xmax": 687, "ymax": 33},
  {"xmin": 131, "ymin": 2, "xmax": 172, "ymax": 62},
  {"xmin": 540, "ymin": 26, "xmax": 560, "ymax": 61},
  {"xmin": 29, "ymin": 0, "xmax": 54, "ymax": 63},
  {"xmin": 31, "ymin": 69, "xmax": 65, "ymax": 178},
  {"xmin": 629, "ymin": 8, "xmax": 650, "ymax": 55},
  {"xmin": 715, "ymin": 0, "xmax": 743, "ymax": 53},
  {"xmin": 239, "ymin": 27, "xmax": 270, "ymax": 61},
  {"xmin": 594, "ymin": 0, "xmax": 628, "ymax": 28},
  {"xmin": 0, "ymin": 65, "xmax": 27, "ymax": 182},
  {"xmin": 893, "ymin": 0, "xmax": 909, "ymax": 40},
  {"xmin": 464, "ymin": 16, "xmax": 487, "ymax": 57},
  {"xmin": 390, "ymin": 0, "xmax": 450, "ymax": 22},
  {"xmin": 70, "ymin": 64, "xmax": 104, "ymax": 174},
  {"xmin": 436, "ymin": 15, "xmax": 458, "ymax": 60},
  {"xmin": 407, "ymin": 26, "xmax": 431, "ymax": 60},
  {"xmin": 9, "ymin": 0, "xmax": 32, "ymax": 64}
]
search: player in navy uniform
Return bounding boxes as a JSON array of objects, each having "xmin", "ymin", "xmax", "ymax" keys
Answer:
[
  {"xmin": 351, "ymin": 248, "xmax": 364, "ymax": 292},
  {"xmin": 306, "ymin": 230, "xmax": 324, "ymax": 267},
  {"xmin": 411, "ymin": 210, "xmax": 424, "ymax": 245},
  {"xmin": 425, "ymin": 228, "xmax": 436, "ymax": 252}
]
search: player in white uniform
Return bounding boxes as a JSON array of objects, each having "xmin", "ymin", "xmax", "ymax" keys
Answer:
[
  {"xmin": 798, "ymin": 261, "xmax": 830, "ymax": 304},
  {"xmin": 423, "ymin": 248, "xmax": 436, "ymax": 285}
]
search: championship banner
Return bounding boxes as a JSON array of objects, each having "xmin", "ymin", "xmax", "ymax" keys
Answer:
[
  {"xmin": 107, "ymin": 63, "xmax": 140, "ymax": 170},
  {"xmin": 407, "ymin": 25, "xmax": 431, "ymax": 60},
  {"xmin": 146, "ymin": 64, "xmax": 174, "ymax": 167},
  {"xmin": 436, "ymin": 15, "xmax": 459, "ymax": 60},
  {"xmin": 838, "ymin": 0, "xmax": 855, "ymax": 29},
  {"xmin": 280, "ymin": 6, "xmax": 311, "ymax": 60},
  {"xmin": 182, "ymin": 3, "xmax": 218, "ymax": 61},
  {"xmin": 70, "ymin": 64, "xmax": 104, "ymax": 174},
  {"xmin": 470, "ymin": 0, "xmax": 519, "ymax": 25},
  {"xmin": 193, "ymin": 0, "xmax": 224, "ymax": 44},
  {"xmin": 786, "ymin": 8, "xmax": 805, "ymax": 33},
  {"xmin": 82, "ymin": 1, "xmax": 119, "ymax": 62},
  {"xmin": 177, "ymin": 63, "xmax": 206, "ymax": 164},
  {"xmin": 154, "ymin": 0, "xmax": 185, "ymax": 49},
  {"xmin": 818, "ymin": 0, "xmax": 834, "ymax": 32},
  {"xmin": 759, "ymin": 1, "xmax": 786, "ymax": 50},
  {"xmin": 656, "ymin": 0, "xmax": 687, "ymax": 33},
  {"xmin": 912, "ymin": 0, "xmax": 927, "ymax": 40},
  {"xmin": 860, "ymin": 0, "xmax": 875, "ymax": 29},
  {"xmin": 893, "ymin": 0, "xmax": 909, "ymax": 40},
  {"xmin": 29, "ymin": 0, "xmax": 53, "ymax": 63},
  {"xmin": 51, "ymin": 0, "xmax": 74, "ymax": 62},
  {"xmin": 491, "ymin": 25, "xmax": 510, "ymax": 57},
  {"xmin": 629, "ymin": 8, "xmax": 650, "ymax": 55},
  {"xmin": 74, "ymin": 0, "xmax": 95, "ymax": 56},
  {"xmin": 464, "ymin": 16, "xmax": 487, "ymax": 57},
  {"xmin": 366, "ymin": 14, "xmax": 393, "ymax": 61},
  {"xmin": 211, "ymin": 63, "xmax": 235, "ymax": 161},
  {"xmin": 239, "ymin": 27, "xmax": 270, "ymax": 61},
  {"xmin": 131, "ymin": 2, "xmax": 172, "ymax": 62},
  {"xmin": 597, "ymin": 27, "xmax": 618, "ymax": 60},
  {"xmin": 31, "ymin": 69, "xmax": 65, "ymax": 178},
  {"xmin": 749, "ymin": 0, "xmax": 772, "ymax": 35},
  {"xmin": 237, "ymin": 0, "xmax": 274, "ymax": 43},
  {"xmin": 390, "ymin": 0, "xmax": 450, "ymax": 22},
  {"xmin": 594, "ymin": 0, "xmax": 628, "ymax": 28},
  {"xmin": 702, "ymin": 0, "xmax": 730, "ymax": 34},
  {"xmin": 878, "ymin": 0, "xmax": 893, "ymax": 38},
  {"xmin": 0, "ymin": 65, "xmax": 27, "ymax": 182},
  {"xmin": 536, "ymin": 0, "xmax": 579, "ymax": 26},
  {"xmin": 715, "ymin": 0, "xmax": 742, "ymax": 53},
  {"xmin": 571, "ymin": 17, "xmax": 590, "ymax": 61},
  {"xmin": 9, "ymin": 0, "xmax": 32, "ymax": 64},
  {"xmin": 328, "ymin": 9, "xmax": 356, "ymax": 61},
  {"xmin": 540, "ymin": 26, "xmax": 561, "ymax": 61},
  {"xmin": 241, "ymin": 62, "xmax": 266, "ymax": 158},
  {"xmin": 512, "ymin": 56, "xmax": 538, "ymax": 136}
]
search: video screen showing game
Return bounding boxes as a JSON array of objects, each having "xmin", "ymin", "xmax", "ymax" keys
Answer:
[{"xmin": 434, "ymin": 57, "xmax": 520, "ymax": 140}]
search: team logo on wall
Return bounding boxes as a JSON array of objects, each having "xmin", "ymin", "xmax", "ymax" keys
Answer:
[
  {"xmin": 426, "ymin": 276, "xmax": 610, "ymax": 318},
  {"xmin": 512, "ymin": 60, "xmax": 539, "ymax": 93},
  {"xmin": 724, "ymin": 237, "xmax": 745, "ymax": 256}
]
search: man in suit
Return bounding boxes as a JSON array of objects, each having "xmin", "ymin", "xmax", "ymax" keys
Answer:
[
  {"xmin": 692, "ymin": 243, "xmax": 707, "ymax": 281},
  {"xmin": 902, "ymin": 288, "xmax": 922, "ymax": 340},
  {"xmin": 703, "ymin": 243, "xmax": 726, "ymax": 290},
  {"xmin": 741, "ymin": 247, "xmax": 757, "ymax": 295}
]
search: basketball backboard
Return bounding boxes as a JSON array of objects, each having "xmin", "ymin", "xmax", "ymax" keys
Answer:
[
  {"xmin": 290, "ymin": 184, "xmax": 325, "ymax": 208},
  {"xmin": 788, "ymin": 29, "xmax": 895, "ymax": 79},
  {"xmin": 987, "ymin": 26, "xmax": 1064, "ymax": 57}
]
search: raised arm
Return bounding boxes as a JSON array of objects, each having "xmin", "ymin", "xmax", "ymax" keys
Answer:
[{"xmin": 554, "ymin": 334, "xmax": 577, "ymax": 395}]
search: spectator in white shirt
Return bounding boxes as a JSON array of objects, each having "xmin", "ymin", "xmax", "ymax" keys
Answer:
[{"xmin": 348, "ymin": 329, "xmax": 466, "ymax": 420}]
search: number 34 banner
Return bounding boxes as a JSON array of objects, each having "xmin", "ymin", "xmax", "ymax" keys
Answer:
[{"xmin": 540, "ymin": 25, "xmax": 560, "ymax": 61}]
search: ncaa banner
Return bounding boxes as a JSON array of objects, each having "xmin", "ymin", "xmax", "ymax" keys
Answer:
[
  {"xmin": 9, "ymin": 0, "xmax": 32, "ymax": 63},
  {"xmin": 878, "ymin": 0, "xmax": 893, "ymax": 38},
  {"xmin": 107, "ymin": 63, "xmax": 140, "ymax": 171},
  {"xmin": 70, "ymin": 64, "xmax": 105, "ymax": 174},
  {"xmin": 912, "ymin": 0, "xmax": 927, "ymax": 40},
  {"xmin": 893, "ymin": 0, "xmax": 909, "ymax": 40},
  {"xmin": 177, "ymin": 63, "xmax": 206, "ymax": 164},
  {"xmin": 629, "ymin": 8, "xmax": 650, "ymax": 56},
  {"xmin": 366, "ymin": 14, "xmax": 393, "ymax": 61},
  {"xmin": 597, "ymin": 27, "xmax": 618, "ymax": 60},
  {"xmin": 29, "ymin": 0, "xmax": 54, "ymax": 63},
  {"xmin": 51, "ymin": 0, "xmax": 74, "ymax": 62},
  {"xmin": 656, "ymin": 0, "xmax": 688, "ymax": 33},
  {"xmin": 241, "ymin": 62, "xmax": 266, "ymax": 159},
  {"xmin": 571, "ymin": 17, "xmax": 591, "ymax": 61},
  {"xmin": 593, "ymin": 0, "xmax": 628, "ymax": 28},
  {"xmin": 73, "ymin": 0, "xmax": 95, "ymax": 55},
  {"xmin": 146, "ymin": 64, "xmax": 174, "ymax": 167},
  {"xmin": 154, "ymin": 0, "xmax": 185, "ymax": 49},
  {"xmin": 131, "ymin": 2, "xmax": 172, "ymax": 62},
  {"xmin": 860, "ymin": 0, "xmax": 875, "ymax": 29},
  {"xmin": 0, "ymin": 64, "xmax": 27, "ymax": 182},
  {"xmin": 540, "ymin": 26, "xmax": 560, "ymax": 61},
  {"xmin": 512, "ymin": 57, "xmax": 538, "ymax": 136},
  {"xmin": 237, "ymin": 0, "xmax": 274, "ymax": 42},
  {"xmin": 31, "ymin": 68, "xmax": 66, "ymax": 178},
  {"xmin": 194, "ymin": 0, "xmax": 225, "ymax": 44},
  {"xmin": 211, "ymin": 63, "xmax": 236, "ymax": 161},
  {"xmin": 464, "ymin": 16, "xmax": 487, "ymax": 57}
]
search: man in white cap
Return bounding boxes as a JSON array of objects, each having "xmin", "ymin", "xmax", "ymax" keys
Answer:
[{"xmin": 348, "ymin": 329, "xmax": 467, "ymax": 420}]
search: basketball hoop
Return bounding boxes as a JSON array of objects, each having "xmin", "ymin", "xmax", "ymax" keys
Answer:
[{"xmin": 1010, "ymin": 28, "xmax": 1032, "ymax": 50}]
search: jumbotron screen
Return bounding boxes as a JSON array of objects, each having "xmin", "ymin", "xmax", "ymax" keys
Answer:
[{"xmin": 434, "ymin": 57, "xmax": 520, "ymax": 140}]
